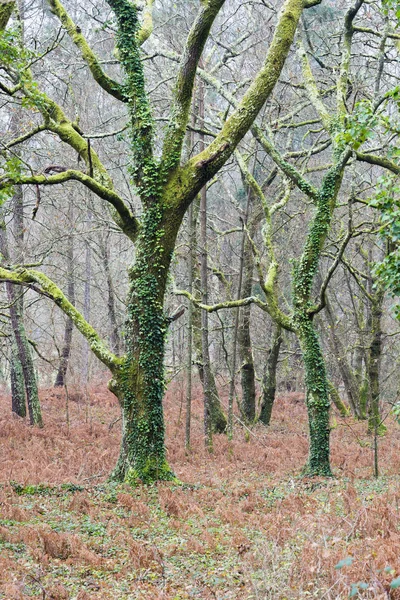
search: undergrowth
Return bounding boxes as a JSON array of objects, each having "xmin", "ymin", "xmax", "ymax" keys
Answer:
[{"xmin": 0, "ymin": 382, "xmax": 400, "ymax": 598}]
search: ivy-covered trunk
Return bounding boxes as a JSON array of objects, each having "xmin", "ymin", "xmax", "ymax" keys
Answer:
[
  {"xmin": 290, "ymin": 159, "xmax": 349, "ymax": 477},
  {"xmin": 110, "ymin": 204, "xmax": 178, "ymax": 484},
  {"xmin": 296, "ymin": 315, "xmax": 331, "ymax": 476}
]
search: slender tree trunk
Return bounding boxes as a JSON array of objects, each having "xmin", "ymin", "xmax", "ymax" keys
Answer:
[
  {"xmin": 185, "ymin": 203, "xmax": 194, "ymax": 450},
  {"xmin": 200, "ymin": 182, "xmax": 213, "ymax": 451},
  {"xmin": 9, "ymin": 323, "xmax": 26, "ymax": 417},
  {"xmin": 367, "ymin": 288, "xmax": 384, "ymax": 434},
  {"xmin": 328, "ymin": 381, "xmax": 350, "ymax": 417},
  {"xmin": 54, "ymin": 203, "xmax": 75, "ymax": 387},
  {"xmin": 0, "ymin": 217, "xmax": 26, "ymax": 417},
  {"xmin": 324, "ymin": 294, "xmax": 362, "ymax": 419},
  {"xmin": 237, "ymin": 194, "xmax": 257, "ymax": 424},
  {"xmin": 101, "ymin": 231, "xmax": 121, "ymax": 355},
  {"xmin": 195, "ymin": 78, "xmax": 226, "ymax": 437},
  {"xmin": 7, "ymin": 273, "xmax": 43, "ymax": 427},
  {"xmin": 3, "ymin": 185, "xmax": 42, "ymax": 426},
  {"xmin": 192, "ymin": 301, "xmax": 227, "ymax": 433},
  {"xmin": 259, "ymin": 324, "xmax": 282, "ymax": 426},
  {"xmin": 82, "ymin": 209, "xmax": 92, "ymax": 385}
]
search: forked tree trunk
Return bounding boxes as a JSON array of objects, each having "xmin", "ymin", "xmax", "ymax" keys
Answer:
[{"xmin": 0, "ymin": 192, "xmax": 42, "ymax": 425}]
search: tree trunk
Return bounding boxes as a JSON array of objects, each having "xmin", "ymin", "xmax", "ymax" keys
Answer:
[
  {"xmin": 192, "ymin": 303, "xmax": 227, "ymax": 433},
  {"xmin": 82, "ymin": 208, "xmax": 92, "ymax": 385},
  {"xmin": 328, "ymin": 381, "xmax": 350, "ymax": 417},
  {"xmin": 189, "ymin": 81, "xmax": 226, "ymax": 436},
  {"xmin": 7, "ymin": 280, "xmax": 43, "ymax": 427},
  {"xmin": 259, "ymin": 324, "xmax": 282, "ymax": 426},
  {"xmin": 237, "ymin": 199, "xmax": 257, "ymax": 424},
  {"xmin": 10, "ymin": 337, "xmax": 26, "ymax": 417},
  {"xmin": 54, "ymin": 203, "xmax": 75, "ymax": 387},
  {"xmin": 0, "ymin": 191, "xmax": 42, "ymax": 425},
  {"xmin": 0, "ymin": 217, "xmax": 26, "ymax": 417},
  {"xmin": 367, "ymin": 288, "xmax": 385, "ymax": 434},
  {"xmin": 297, "ymin": 316, "xmax": 331, "ymax": 476},
  {"xmin": 324, "ymin": 294, "xmax": 363, "ymax": 419},
  {"xmin": 101, "ymin": 231, "xmax": 121, "ymax": 355},
  {"xmin": 185, "ymin": 203, "xmax": 194, "ymax": 450},
  {"xmin": 110, "ymin": 205, "xmax": 178, "ymax": 484},
  {"xmin": 200, "ymin": 182, "xmax": 214, "ymax": 451}
]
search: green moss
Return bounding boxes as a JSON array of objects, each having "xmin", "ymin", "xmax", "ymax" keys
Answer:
[
  {"xmin": 124, "ymin": 457, "xmax": 178, "ymax": 486},
  {"xmin": 0, "ymin": 1, "xmax": 15, "ymax": 31}
]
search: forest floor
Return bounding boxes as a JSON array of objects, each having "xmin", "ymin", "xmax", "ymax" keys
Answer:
[{"xmin": 0, "ymin": 382, "xmax": 400, "ymax": 599}]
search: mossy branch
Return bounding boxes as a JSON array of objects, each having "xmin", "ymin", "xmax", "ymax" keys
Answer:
[
  {"xmin": 3, "ymin": 124, "xmax": 47, "ymax": 150},
  {"xmin": 0, "ymin": 267, "xmax": 121, "ymax": 371},
  {"xmin": 0, "ymin": 169, "xmax": 139, "ymax": 241},
  {"xmin": 187, "ymin": 0, "xmax": 305, "ymax": 185},
  {"xmin": 137, "ymin": 0, "xmax": 154, "ymax": 46},
  {"xmin": 355, "ymin": 151, "xmax": 400, "ymax": 175},
  {"xmin": 298, "ymin": 40, "xmax": 332, "ymax": 133},
  {"xmin": 1, "ymin": 40, "xmax": 135, "ymax": 238},
  {"xmin": 0, "ymin": 0, "xmax": 14, "ymax": 30},
  {"xmin": 337, "ymin": 0, "xmax": 364, "ymax": 119},
  {"xmin": 175, "ymin": 288, "xmax": 266, "ymax": 313},
  {"xmin": 46, "ymin": 0, "xmax": 126, "ymax": 102},
  {"xmin": 161, "ymin": 0, "xmax": 225, "ymax": 170}
]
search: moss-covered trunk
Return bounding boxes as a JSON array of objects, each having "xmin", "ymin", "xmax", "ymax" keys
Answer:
[
  {"xmin": 110, "ymin": 204, "xmax": 178, "ymax": 484},
  {"xmin": 10, "ymin": 336, "xmax": 26, "ymax": 418},
  {"xmin": 8, "ymin": 290, "xmax": 43, "ymax": 427},
  {"xmin": 192, "ymin": 304, "xmax": 227, "ymax": 433},
  {"xmin": 297, "ymin": 315, "xmax": 331, "ymax": 476},
  {"xmin": 238, "ymin": 215, "xmax": 256, "ymax": 424}
]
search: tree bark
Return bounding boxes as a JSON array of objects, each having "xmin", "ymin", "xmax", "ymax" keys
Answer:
[
  {"xmin": 297, "ymin": 317, "xmax": 331, "ymax": 476},
  {"xmin": 110, "ymin": 206, "xmax": 179, "ymax": 484},
  {"xmin": 324, "ymin": 293, "xmax": 363, "ymax": 419},
  {"xmin": 259, "ymin": 324, "xmax": 282, "ymax": 426},
  {"xmin": 185, "ymin": 203, "xmax": 194, "ymax": 450},
  {"xmin": 237, "ymin": 194, "xmax": 258, "ymax": 424},
  {"xmin": 100, "ymin": 230, "xmax": 121, "ymax": 355},
  {"xmin": 54, "ymin": 203, "xmax": 75, "ymax": 387},
  {"xmin": 367, "ymin": 287, "xmax": 384, "ymax": 434}
]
